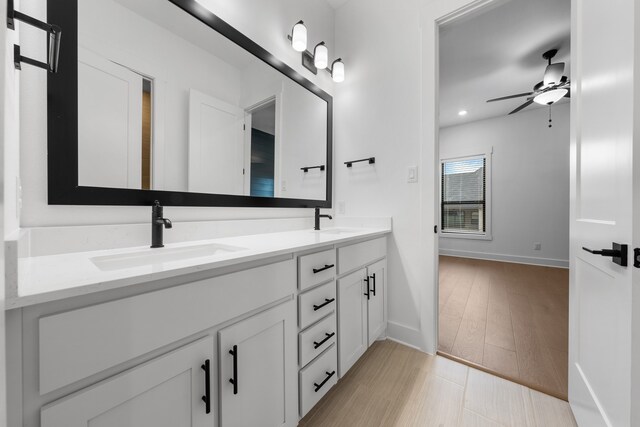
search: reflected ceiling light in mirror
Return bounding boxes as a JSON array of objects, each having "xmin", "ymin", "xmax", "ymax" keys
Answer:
[
  {"xmin": 291, "ymin": 21, "xmax": 307, "ymax": 52},
  {"xmin": 533, "ymin": 89, "xmax": 567, "ymax": 105},
  {"xmin": 314, "ymin": 42, "xmax": 328, "ymax": 69},
  {"xmin": 458, "ymin": 110, "xmax": 468, "ymax": 116},
  {"xmin": 287, "ymin": 22, "xmax": 345, "ymax": 82},
  {"xmin": 331, "ymin": 59, "xmax": 345, "ymax": 83}
]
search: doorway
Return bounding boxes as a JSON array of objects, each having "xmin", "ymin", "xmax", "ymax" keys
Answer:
[{"xmin": 435, "ymin": 0, "xmax": 571, "ymax": 400}]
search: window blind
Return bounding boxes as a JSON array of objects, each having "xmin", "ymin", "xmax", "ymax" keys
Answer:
[{"xmin": 441, "ymin": 157, "xmax": 486, "ymax": 233}]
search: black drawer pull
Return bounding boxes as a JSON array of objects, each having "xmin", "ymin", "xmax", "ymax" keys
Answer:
[
  {"xmin": 370, "ymin": 273, "xmax": 376, "ymax": 296},
  {"xmin": 313, "ymin": 298, "xmax": 335, "ymax": 311},
  {"xmin": 314, "ymin": 370, "xmax": 336, "ymax": 392},
  {"xmin": 201, "ymin": 359, "xmax": 211, "ymax": 414},
  {"xmin": 313, "ymin": 332, "xmax": 336, "ymax": 349},
  {"xmin": 229, "ymin": 345, "xmax": 238, "ymax": 395},
  {"xmin": 313, "ymin": 264, "xmax": 335, "ymax": 274}
]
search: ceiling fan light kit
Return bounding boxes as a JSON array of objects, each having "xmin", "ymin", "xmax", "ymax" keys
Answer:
[{"xmin": 486, "ymin": 49, "xmax": 570, "ymax": 120}]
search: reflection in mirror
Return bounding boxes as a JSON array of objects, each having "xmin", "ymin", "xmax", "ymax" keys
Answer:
[{"xmin": 76, "ymin": 0, "xmax": 328, "ymax": 201}]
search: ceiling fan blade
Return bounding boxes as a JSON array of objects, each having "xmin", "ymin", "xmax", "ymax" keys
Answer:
[
  {"xmin": 508, "ymin": 99, "xmax": 534, "ymax": 115},
  {"xmin": 564, "ymin": 89, "xmax": 570, "ymax": 98},
  {"xmin": 486, "ymin": 92, "xmax": 534, "ymax": 103},
  {"xmin": 543, "ymin": 63, "xmax": 565, "ymax": 86}
]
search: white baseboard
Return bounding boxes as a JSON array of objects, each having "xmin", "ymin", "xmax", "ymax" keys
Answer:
[
  {"xmin": 439, "ymin": 249, "xmax": 569, "ymax": 268},
  {"xmin": 386, "ymin": 321, "xmax": 424, "ymax": 351}
]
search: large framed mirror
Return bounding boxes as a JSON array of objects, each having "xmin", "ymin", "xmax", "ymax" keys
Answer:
[{"xmin": 47, "ymin": 0, "xmax": 332, "ymax": 208}]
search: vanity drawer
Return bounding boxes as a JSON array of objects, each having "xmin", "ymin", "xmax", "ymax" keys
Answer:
[
  {"xmin": 299, "ymin": 313, "xmax": 336, "ymax": 367},
  {"xmin": 298, "ymin": 281, "xmax": 336, "ymax": 330},
  {"xmin": 299, "ymin": 344, "xmax": 337, "ymax": 418},
  {"xmin": 337, "ymin": 237, "xmax": 386, "ymax": 275},
  {"xmin": 298, "ymin": 249, "xmax": 336, "ymax": 291}
]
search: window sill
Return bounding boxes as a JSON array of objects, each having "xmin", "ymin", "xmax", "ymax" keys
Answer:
[{"xmin": 439, "ymin": 232, "xmax": 493, "ymax": 241}]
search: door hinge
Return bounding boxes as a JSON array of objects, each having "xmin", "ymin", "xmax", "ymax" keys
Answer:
[
  {"xmin": 434, "ymin": 225, "xmax": 438, "ymax": 234},
  {"xmin": 243, "ymin": 124, "xmax": 246, "ymax": 130},
  {"xmin": 634, "ymin": 248, "xmax": 640, "ymax": 268}
]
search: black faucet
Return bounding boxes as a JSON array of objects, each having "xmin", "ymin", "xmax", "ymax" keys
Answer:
[
  {"xmin": 314, "ymin": 207, "xmax": 333, "ymax": 231},
  {"xmin": 151, "ymin": 200, "xmax": 172, "ymax": 248}
]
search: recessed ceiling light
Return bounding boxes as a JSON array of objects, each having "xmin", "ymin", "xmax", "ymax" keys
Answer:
[{"xmin": 458, "ymin": 110, "xmax": 468, "ymax": 116}]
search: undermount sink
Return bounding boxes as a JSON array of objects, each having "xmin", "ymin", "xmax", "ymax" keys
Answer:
[
  {"xmin": 312, "ymin": 228, "xmax": 362, "ymax": 235},
  {"xmin": 90, "ymin": 243, "xmax": 247, "ymax": 271}
]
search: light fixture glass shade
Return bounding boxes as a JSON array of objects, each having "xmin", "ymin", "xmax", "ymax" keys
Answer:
[
  {"xmin": 533, "ymin": 89, "xmax": 568, "ymax": 105},
  {"xmin": 291, "ymin": 21, "xmax": 307, "ymax": 52},
  {"xmin": 332, "ymin": 59, "xmax": 345, "ymax": 83},
  {"xmin": 314, "ymin": 42, "xmax": 328, "ymax": 69}
]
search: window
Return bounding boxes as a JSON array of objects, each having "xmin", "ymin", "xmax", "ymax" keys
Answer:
[{"xmin": 441, "ymin": 155, "xmax": 490, "ymax": 238}]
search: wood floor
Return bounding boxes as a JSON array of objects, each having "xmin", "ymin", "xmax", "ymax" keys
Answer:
[
  {"xmin": 299, "ymin": 340, "xmax": 576, "ymax": 426},
  {"xmin": 438, "ymin": 256, "xmax": 569, "ymax": 400}
]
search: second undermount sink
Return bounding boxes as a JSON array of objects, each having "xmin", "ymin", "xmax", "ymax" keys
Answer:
[
  {"xmin": 90, "ymin": 243, "xmax": 247, "ymax": 271},
  {"xmin": 312, "ymin": 228, "xmax": 362, "ymax": 235}
]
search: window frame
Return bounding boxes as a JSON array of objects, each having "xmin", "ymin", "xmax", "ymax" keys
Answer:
[{"xmin": 439, "ymin": 153, "xmax": 493, "ymax": 241}]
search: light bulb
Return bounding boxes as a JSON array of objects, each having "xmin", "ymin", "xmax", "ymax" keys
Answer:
[
  {"xmin": 291, "ymin": 21, "xmax": 307, "ymax": 52},
  {"xmin": 314, "ymin": 42, "xmax": 328, "ymax": 69},
  {"xmin": 533, "ymin": 89, "xmax": 568, "ymax": 105},
  {"xmin": 332, "ymin": 59, "xmax": 345, "ymax": 83}
]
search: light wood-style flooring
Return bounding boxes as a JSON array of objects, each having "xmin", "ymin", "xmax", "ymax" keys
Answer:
[
  {"xmin": 438, "ymin": 256, "xmax": 569, "ymax": 400},
  {"xmin": 300, "ymin": 340, "xmax": 576, "ymax": 426}
]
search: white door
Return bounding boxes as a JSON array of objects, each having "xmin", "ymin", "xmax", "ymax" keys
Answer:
[
  {"xmin": 337, "ymin": 268, "xmax": 368, "ymax": 377},
  {"xmin": 40, "ymin": 336, "xmax": 214, "ymax": 427},
  {"xmin": 367, "ymin": 259, "xmax": 386, "ymax": 346},
  {"xmin": 569, "ymin": 0, "xmax": 637, "ymax": 425},
  {"xmin": 218, "ymin": 301, "xmax": 297, "ymax": 427},
  {"xmin": 188, "ymin": 89, "xmax": 245, "ymax": 194},
  {"xmin": 78, "ymin": 48, "xmax": 143, "ymax": 189}
]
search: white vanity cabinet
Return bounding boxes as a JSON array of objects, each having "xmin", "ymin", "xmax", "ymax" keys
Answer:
[
  {"xmin": 336, "ymin": 238, "xmax": 387, "ymax": 377},
  {"xmin": 218, "ymin": 301, "xmax": 297, "ymax": 427},
  {"xmin": 41, "ymin": 336, "xmax": 215, "ymax": 427}
]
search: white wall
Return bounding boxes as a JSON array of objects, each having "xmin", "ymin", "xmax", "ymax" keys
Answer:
[
  {"xmin": 439, "ymin": 103, "xmax": 570, "ymax": 267},
  {"xmin": 18, "ymin": 0, "xmax": 335, "ymax": 227},
  {"xmin": 334, "ymin": 0, "xmax": 425, "ymax": 347}
]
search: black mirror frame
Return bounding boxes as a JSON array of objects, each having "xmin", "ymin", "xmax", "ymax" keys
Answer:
[{"xmin": 47, "ymin": 0, "xmax": 332, "ymax": 208}]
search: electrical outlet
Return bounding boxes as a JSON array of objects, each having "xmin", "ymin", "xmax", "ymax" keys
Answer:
[
  {"xmin": 407, "ymin": 166, "xmax": 418, "ymax": 183},
  {"xmin": 534, "ymin": 242, "xmax": 542, "ymax": 251},
  {"xmin": 281, "ymin": 180, "xmax": 287, "ymax": 191},
  {"xmin": 337, "ymin": 201, "xmax": 346, "ymax": 215}
]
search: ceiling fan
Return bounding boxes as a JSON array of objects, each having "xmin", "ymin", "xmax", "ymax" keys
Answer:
[{"xmin": 486, "ymin": 49, "xmax": 570, "ymax": 115}]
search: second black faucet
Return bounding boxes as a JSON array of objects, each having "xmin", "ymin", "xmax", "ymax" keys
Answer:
[
  {"xmin": 314, "ymin": 207, "xmax": 333, "ymax": 231},
  {"xmin": 151, "ymin": 200, "xmax": 172, "ymax": 248}
]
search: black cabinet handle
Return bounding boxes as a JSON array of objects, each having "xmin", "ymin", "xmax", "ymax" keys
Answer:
[
  {"xmin": 312, "ymin": 264, "xmax": 335, "ymax": 274},
  {"xmin": 313, "ymin": 332, "xmax": 336, "ymax": 349},
  {"xmin": 582, "ymin": 242, "xmax": 628, "ymax": 267},
  {"xmin": 364, "ymin": 276, "xmax": 370, "ymax": 300},
  {"xmin": 313, "ymin": 298, "xmax": 335, "ymax": 311},
  {"xmin": 314, "ymin": 370, "xmax": 336, "ymax": 392},
  {"xmin": 229, "ymin": 345, "xmax": 238, "ymax": 395},
  {"xmin": 370, "ymin": 273, "xmax": 376, "ymax": 296},
  {"xmin": 201, "ymin": 359, "xmax": 211, "ymax": 414}
]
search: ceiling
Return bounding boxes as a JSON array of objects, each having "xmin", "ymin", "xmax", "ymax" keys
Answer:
[
  {"xmin": 439, "ymin": 0, "xmax": 571, "ymax": 128},
  {"xmin": 325, "ymin": 0, "xmax": 351, "ymax": 9}
]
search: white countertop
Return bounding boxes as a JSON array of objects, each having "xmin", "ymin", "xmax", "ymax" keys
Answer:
[{"xmin": 8, "ymin": 227, "xmax": 390, "ymax": 309}]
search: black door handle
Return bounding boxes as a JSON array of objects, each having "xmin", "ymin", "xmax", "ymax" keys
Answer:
[
  {"xmin": 201, "ymin": 359, "xmax": 211, "ymax": 414},
  {"xmin": 313, "ymin": 298, "xmax": 335, "ymax": 311},
  {"xmin": 369, "ymin": 273, "xmax": 376, "ymax": 296},
  {"xmin": 313, "ymin": 332, "xmax": 336, "ymax": 349},
  {"xmin": 364, "ymin": 276, "xmax": 370, "ymax": 300},
  {"xmin": 314, "ymin": 370, "xmax": 336, "ymax": 392},
  {"xmin": 582, "ymin": 242, "xmax": 628, "ymax": 267},
  {"xmin": 312, "ymin": 264, "xmax": 335, "ymax": 274},
  {"xmin": 229, "ymin": 345, "xmax": 238, "ymax": 395}
]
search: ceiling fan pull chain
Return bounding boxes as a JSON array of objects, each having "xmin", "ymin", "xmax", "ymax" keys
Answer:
[{"xmin": 548, "ymin": 106, "xmax": 553, "ymax": 128}]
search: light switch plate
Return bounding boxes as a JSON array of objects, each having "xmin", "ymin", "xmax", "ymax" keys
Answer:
[
  {"xmin": 337, "ymin": 201, "xmax": 346, "ymax": 215},
  {"xmin": 407, "ymin": 166, "xmax": 418, "ymax": 183}
]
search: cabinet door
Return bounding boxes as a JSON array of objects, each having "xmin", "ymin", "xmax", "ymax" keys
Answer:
[
  {"xmin": 337, "ymin": 269, "xmax": 367, "ymax": 377},
  {"xmin": 219, "ymin": 301, "xmax": 297, "ymax": 427},
  {"xmin": 41, "ymin": 336, "xmax": 214, "ymax": 427},
  {"xmin": 367, "ymin": 259, "xmax": 387, "ymax": 346}
]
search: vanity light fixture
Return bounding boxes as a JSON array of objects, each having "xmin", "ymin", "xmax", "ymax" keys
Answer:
[
  {"xmin": 314, "ymin": 42, "xmax": 329, "ymax": 69},
  {"xmin": 533, "ymin": 88, "xmax": 568, "ymax": 105},
  {"xmin": 287, "ymin": 21, "xmax": 345, "ymax": 82},
  {"xmin": 290, "ymin": 20, "xmax": 307, "ymax": 52}
]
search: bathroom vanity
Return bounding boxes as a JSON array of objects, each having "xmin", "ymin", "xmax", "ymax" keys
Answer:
[{"xmin": 6, "ymin": 227, "xmax": 390, "ymax": 426}]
